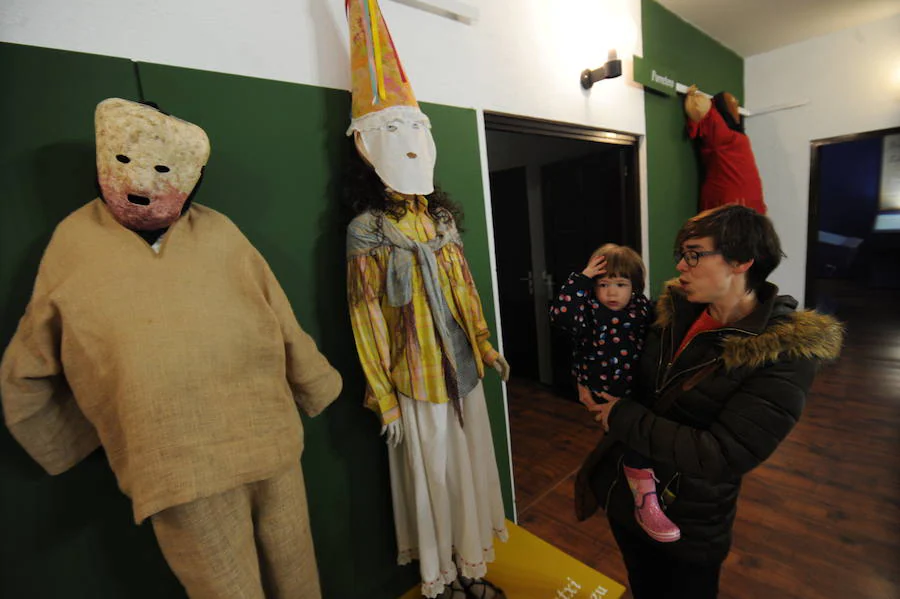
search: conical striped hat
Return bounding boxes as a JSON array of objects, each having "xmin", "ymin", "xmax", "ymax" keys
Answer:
[{"xmin": 346, "ymin": 0, "xmax": 423, "ymax": 132}]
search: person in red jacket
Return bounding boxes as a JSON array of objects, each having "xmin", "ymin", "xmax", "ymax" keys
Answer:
[{"xmin": 684, "ymin": 85, "xmax": 767, "ymax": 215}]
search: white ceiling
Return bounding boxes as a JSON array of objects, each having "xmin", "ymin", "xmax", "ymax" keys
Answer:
[{"xmin": 655, "ymin": 0, "xmax": 900, "ymax": 57}]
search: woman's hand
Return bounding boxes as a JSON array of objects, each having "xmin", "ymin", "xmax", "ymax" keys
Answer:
[
  {"xmin": 577, "ymin": 384, "xmax": 595, "ymax": 409},
  {"xmin": 586, "ymin": 391, "xmax": 621, "ymax": 432},
  {"xmin": 582, "ymin": 255, "xmax": 607, "ymax": 279}
]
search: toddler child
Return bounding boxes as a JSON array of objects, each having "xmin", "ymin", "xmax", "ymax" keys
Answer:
[{"xmin": 550, "ymin": 244, "xmax": 680, "ymax": 543}]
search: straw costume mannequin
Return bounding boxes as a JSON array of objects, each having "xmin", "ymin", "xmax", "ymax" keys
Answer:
[
  {"xmin": 1, "ymin": 99, "xmax": 342, "ymax": 599},
  {"xmin": 343, "ymin": 1, "xmax": 509, "ymax": 597}
]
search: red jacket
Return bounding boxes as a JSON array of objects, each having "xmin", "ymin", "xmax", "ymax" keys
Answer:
[{"xmin": 688, "ymin": 105, "xmax": 766, "ymax": 214}]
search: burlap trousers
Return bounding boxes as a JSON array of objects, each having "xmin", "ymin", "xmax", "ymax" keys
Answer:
[{"xmin": 151, "ymin": 462, "xmax": 321, "ymax": 599}]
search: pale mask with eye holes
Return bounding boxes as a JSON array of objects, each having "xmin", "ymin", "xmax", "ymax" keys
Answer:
[
  {"xmin": 350, "ymin": 106, "xmax": 436, "ymax": 195},
  {"xmin": 95, "ymin": 98, "xmax": 210, "ymax": 231}
]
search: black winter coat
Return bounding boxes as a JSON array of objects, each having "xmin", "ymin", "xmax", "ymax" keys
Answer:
[{"xmin": 574, "ymin": 281, "xmax": 843, "ymax": 563}]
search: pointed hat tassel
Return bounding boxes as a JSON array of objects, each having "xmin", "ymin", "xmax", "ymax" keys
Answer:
[
  {"xmin": 367, "ymin": 0, "xmax": 388, "ymax": 101},
  {"xmin": 358, "ymin": 0, "xmax": 380, "ymax": 104}
]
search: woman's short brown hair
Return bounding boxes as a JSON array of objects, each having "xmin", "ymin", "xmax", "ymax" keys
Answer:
[
  {"xmin": 590, "ymin": 243, "xmax": 646, "ymax": 295},
  {"xmin": 674, "ymin": 204, "xmax": 784, "ymax": 294}
]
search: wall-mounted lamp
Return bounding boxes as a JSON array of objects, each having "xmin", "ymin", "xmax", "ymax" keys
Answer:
[{"xmin": 581, "ymin": 50, "xmax": 622, "ymax": 89}]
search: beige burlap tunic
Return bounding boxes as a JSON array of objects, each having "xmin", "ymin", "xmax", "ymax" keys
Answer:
[{"xmin": 1, "ymin": 199, "xmax": 342, "ymax": 523}]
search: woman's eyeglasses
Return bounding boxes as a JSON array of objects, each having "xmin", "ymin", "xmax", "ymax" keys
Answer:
[{"xmin": 673, "ymin": 249, "xmax": 721, "ymax": 267}]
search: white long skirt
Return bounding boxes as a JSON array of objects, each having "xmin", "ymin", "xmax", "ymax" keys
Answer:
[{"xmin": 390, "ymin": 381, "xmax": 509, "ymax": 598}]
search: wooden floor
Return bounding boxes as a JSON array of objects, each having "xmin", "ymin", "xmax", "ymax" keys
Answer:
[{"xmin": 507, "ymin": 282, "xmax": 900, "ymax": 599}]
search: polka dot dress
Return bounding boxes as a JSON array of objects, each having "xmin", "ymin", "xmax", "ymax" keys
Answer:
[{"xmin": 550, "ymin": 272, "xmax": 651, "ymax": 397}]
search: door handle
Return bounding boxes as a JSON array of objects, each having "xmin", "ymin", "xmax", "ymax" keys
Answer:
[
  {"xmin": 542, "ymin": 271, "xmax": 555, "ymax": 296},
  {"xmin": 519, "ymin": 271, "xmax": 534, "ymax": 295}
]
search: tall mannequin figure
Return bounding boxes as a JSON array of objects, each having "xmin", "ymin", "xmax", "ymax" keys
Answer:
[
  {"xmin": 1, "ymin": 99, "xmax": 342, "ymax": 599},
  {"xmin": 684, "ymin": 85, "xmax": 767, "ymax": 215},
  {"xmin": 343, "ymin": 1, "xmax": 510, "ymax": 597}
]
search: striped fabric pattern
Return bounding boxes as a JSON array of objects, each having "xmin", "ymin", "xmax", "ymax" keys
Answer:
[{"xmin": 347, "ymin": 197, "xmax": 498, "ymax": 424}]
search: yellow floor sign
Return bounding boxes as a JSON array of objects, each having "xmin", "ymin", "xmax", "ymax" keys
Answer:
[{"xmin": 401, "ymin": 520, "xmax": 626, "ymax": 598}]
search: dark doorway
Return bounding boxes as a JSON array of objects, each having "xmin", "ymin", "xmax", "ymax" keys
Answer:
[
  {"xmin": 484, "ymin": 113, "xmax": 641, "ymax": 398},
  {"xmin": 490, "ymin": 166, "xmax": 540, "ymax": 377},
  {"xmin": 542, "ymin": 151, "xmax": 640, "ymax": 392},
  {"xmin": 807, "ymin": 127, "xmax": 900, "ymax": 311}
]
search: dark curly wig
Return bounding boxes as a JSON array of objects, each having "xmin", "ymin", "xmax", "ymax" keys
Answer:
[
  {"xmin": 342, "ymin": 139, "xmax": 465, "ymax": 231},
  {"xmin": 713, "ymin": 92, "xmax": 744, "ymax": 134}
]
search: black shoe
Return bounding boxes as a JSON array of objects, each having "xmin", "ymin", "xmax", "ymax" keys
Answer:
[{"xmin": 458, "ymin": 577, "xmax": 507, "ymax": 599}]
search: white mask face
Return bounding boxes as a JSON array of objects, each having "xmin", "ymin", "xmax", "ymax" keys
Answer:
[{"xmin": 354, "ymin": 110, "xmax": 437, "ymax": 195}]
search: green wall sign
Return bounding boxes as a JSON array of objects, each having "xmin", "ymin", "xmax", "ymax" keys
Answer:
[{"xmin": 633, "ymin": 55, "xmax": 679, "ymax": 96}]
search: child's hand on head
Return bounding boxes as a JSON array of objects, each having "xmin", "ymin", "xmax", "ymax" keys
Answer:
[{"xmin": 582, "ymin": 255, "xmax": 607, "ymax": 279}]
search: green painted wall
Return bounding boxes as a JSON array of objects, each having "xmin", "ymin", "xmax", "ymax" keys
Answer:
[
  {"xmin": 0, "ymin": 42, "xmax": 511, "ymax": 599},
  {"xmin": 642, "ymin": 0, "xmax": 744, "ymax": 296},
  {"xmin": 0, "ymin": 42, "xmax": 186, "ymax": 599}
]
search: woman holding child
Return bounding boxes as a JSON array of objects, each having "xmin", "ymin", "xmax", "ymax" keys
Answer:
[{"xmin": 565, "ymin": 205, "xmax": 843, "ymax": 598}]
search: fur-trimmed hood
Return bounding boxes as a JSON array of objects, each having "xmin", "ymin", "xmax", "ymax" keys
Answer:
[{"xmin": 656, "ymin": 279, "xmax": 844, "ymax": 370}]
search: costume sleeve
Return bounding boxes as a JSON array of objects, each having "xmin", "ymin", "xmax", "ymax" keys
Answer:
[
  {"xmin": 684, "ymin": 90, "xmax": 711, "ymax": 126},
  {"xmin": 549, "ymin": 272, "xmax": 595, "ymax": 336},
  {"xmin": 607, "ymin": 357, "xmax": 816, "ymax": 479},
  {"xmin": 347, "ymin": 248, "xmax": 400, "ymax": 425},
  {"xmin": 687, "ymin": 104, "xmax": 738, "ymax": 149},
  {"xmin": 0, "ymin": 263, "xmax": 100, "ymax": 475},
  {"xmin": 454, "ymin": 246, "xmax": 499, "ymax": 366},
  {"xmin": 255, "ymin": 252, "xmax": 343, "ymax": 417}
]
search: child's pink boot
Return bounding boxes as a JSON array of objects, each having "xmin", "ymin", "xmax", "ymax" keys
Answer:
[{"xmin": 623, "ymin": 466, "xmax": 681, "ymax": 543}]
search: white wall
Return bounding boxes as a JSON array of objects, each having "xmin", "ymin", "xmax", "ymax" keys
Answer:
[
  {"xmin": 0, "ymin": 0, "xmax": 645, "ymax": 136},
  {"xmin": 745, "ymin": 14, "xmax": 900, "ymax": 304}
]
